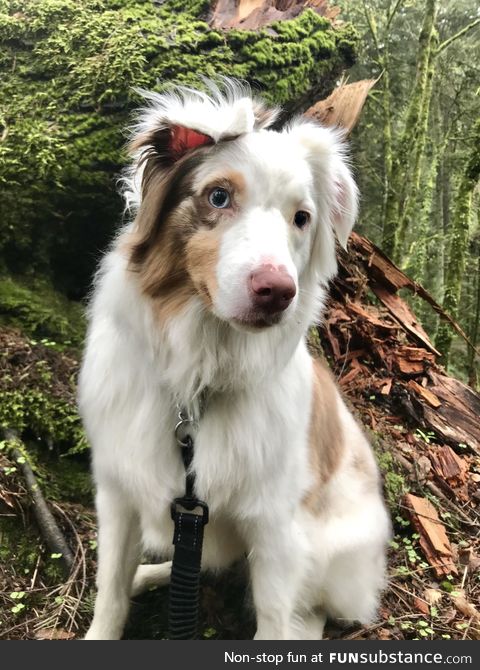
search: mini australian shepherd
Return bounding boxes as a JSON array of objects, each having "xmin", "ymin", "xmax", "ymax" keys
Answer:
[{"xmin": 79, "ymin": 80, "xmax": 391, "ymax": 640}]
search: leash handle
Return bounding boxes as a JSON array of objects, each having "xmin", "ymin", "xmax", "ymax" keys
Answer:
[
  {"xmin": 169, "ymin": 499, "xmax": 208, "ymax": 639},
  {"xmin": 168, "ymin": 431, "xmax": 209, "ymax": 640}
]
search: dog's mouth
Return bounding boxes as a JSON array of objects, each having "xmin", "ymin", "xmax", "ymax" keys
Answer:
[{"xmin": 230, "ymin": 311, "xmax": 283, "ymax": 332}]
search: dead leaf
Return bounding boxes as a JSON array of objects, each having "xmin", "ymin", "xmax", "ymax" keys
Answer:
[
  {"xmin": 451, "ymin": 590, "xmax": 480, "ymax": 621},
  {"xmin": 379, "ymin": 606, "xmax": 391, "ymax": 620},
  {"xmin": 35, "ymin": 628, "xmax": 75, "ymax": 640},
  {"xmin": 469, "ymin": 554, "xmax": 480, "ymax": 573},
  {"xmin": 424, "ymin": 588, "xmax": 442, "ymax": 606},
  {"xmin": 413, "ymin": 596, "xmax": 430, "ymax": 616}
]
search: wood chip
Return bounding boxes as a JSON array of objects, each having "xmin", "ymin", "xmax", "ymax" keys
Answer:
[
  {"xmin": 429, "ymin": 445, "xmax": 468, "ymax": 487},
  {"xmin": 381, "ymin": 378, "xmax": 393, "ymax": 395},
  {"xmin": 346, "ymin": 299, "xmax": 396, "ymax": 329},
  {"xmin": 407, "ymin": 379, "xmax": 441, "ymax": 408},
  {"xmin": 339, "ymin": 365, "xmax": 362, "ymax": 386},
  {"xmin": 373, "ymin": 285, "xmax": 440, "ymax": 356},
  {"xmin": 394, "ymin": 346, "xmax": 436, "ymax": 375},
  {"xmin": 404, "ymin": 493, "xmax": 458, "ymax": 578}
]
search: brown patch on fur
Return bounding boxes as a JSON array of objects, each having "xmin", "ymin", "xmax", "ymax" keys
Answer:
[
  {"xmin": 224, "ymin": 170, "xmax": 246, "ymax": 197},
  {"xmin": 185, "ymin": 230, "xmax": 221, "ymax": 309},
  {"xmin": 303, "ymin": 357, "xmax": 345, "ymax": 513},
  {"xmin": 127, "ymin": 152, "xmax": 244, "ymax": 324}
]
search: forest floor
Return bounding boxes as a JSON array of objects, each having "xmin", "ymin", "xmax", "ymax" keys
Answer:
[{"xmin": 0, "ymin": 236, "xmax": 479, "ymax": 640}]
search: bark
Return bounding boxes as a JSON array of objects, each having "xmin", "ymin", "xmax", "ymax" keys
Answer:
[
  {"xmin": 467, "ymin": 237, "xmax": 480, "ymax": 388},
  {"xmin": 209, "ymin": 0, "xmax": 340, "ymax": 30},
  {"xmin": 3, "ymin": 429, "xmax": 75, "ymax": 575}
]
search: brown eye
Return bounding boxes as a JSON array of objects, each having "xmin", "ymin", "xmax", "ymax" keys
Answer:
[
  {"xmin": 294, "ymin": 210, "xmax": 310, "ymax": 229},
  {"xmin": 208, "ymin": 187, "xmax": 231, "ymax": 209}
]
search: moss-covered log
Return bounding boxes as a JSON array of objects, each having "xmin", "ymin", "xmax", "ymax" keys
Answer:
[{"xmin": 0, "ymin": 0, "xmax": 356, "ymax": 298}]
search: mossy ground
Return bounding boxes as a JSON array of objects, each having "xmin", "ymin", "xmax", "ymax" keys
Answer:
[{"xmin": 0, "ymin": 276, "xmax": 85, "ymax": 348}]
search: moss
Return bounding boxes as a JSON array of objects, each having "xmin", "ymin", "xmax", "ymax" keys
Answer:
[
  {"xmin": 0, "ymin": 389, "xmax": 87, "ymax": 453},
  {"xmin": 0, "ymin": 324, "xmax": 87, "ymax": 454},
  {"xmin": 373, "ymin": 439, "xmax": 408, "ymax": 511},
  {"xmin": 0, "ymin": 516, "xmax": 40, "ymax": 572},
  {"xmin": 42, "ymin": 458, "xmax": 93, "ymax": 505},
  {"xmin": 0, "ymin": 276, "xmax": 85, "ymax": 348}
]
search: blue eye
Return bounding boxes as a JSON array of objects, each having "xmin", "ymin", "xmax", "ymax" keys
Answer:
[
  {"xmin": 208, "ymin": 188, "xmax": 231, "ymax": 209},
  {"xmin": 294, "ymin": 211, "xmax": 310, "ymax": 229}
]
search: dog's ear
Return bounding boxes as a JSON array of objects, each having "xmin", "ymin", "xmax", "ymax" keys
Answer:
[
  {"xmin": 331, "ymin": 159, "xmax": 358, "ymax": 249},
  {"xmin": 129, "ymin": 122, "xmax": 213, "ymax": 168},
  {"xmin": 252, "ymin": 99, "xmax": 280, "ymax": 130},
  {"xmin": 168, "ymin": 125, "xmax": 213, "ymax": 159},
  {"xmin": 289, "ymin": 121, "xmax": 358, "ymax": 249}
]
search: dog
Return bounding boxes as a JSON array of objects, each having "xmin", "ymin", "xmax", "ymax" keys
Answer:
[{"xmin": 79, "ymin": 80, "xmax": 391, "ymax": 640}]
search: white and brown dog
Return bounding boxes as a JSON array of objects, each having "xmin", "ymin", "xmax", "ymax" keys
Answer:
[{"xmin": 79, "ymin": 80, "xmax": 390, "ymax": 640}]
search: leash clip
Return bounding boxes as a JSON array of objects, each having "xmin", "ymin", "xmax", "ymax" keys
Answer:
[
  {"xmin": 174, "ymin": 405, "xmax": 198, "ymax": 447},
  {"xmin": 170, "ymin": 497, "xmax": 209, "ymax": 526}
]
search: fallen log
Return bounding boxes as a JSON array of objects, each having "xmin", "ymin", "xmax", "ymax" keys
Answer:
[
  {"xmin": 319, "ymin": 233, "xmax": 480, "ymax": 455},
  {"xmin": 210, "ymin": 0, "xmax": 340, "ymax": 30},
  {"xmin": 3, "ymin": 429, "xmax": 74, "ymax": 575},
  {"xmin": 349, "ymin": 233, "xmax": 480, "ymax": 359}
]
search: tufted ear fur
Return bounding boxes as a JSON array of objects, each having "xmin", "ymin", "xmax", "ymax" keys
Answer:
[
  {"xmin": 288, "ymin": 120, "xmax": 358, "ymax": 250},
  {"xmin": 121, "ymin": 80, "xmax": 281, "ymax": 214},
  {"xmin": 331, "ymin": 159, "xmax": 359, "ymax": 249}
]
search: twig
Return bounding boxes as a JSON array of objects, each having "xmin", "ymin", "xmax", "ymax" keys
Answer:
[{"xmin": 3, "ymin": 429, "xmax": 74, "ymax": 574}]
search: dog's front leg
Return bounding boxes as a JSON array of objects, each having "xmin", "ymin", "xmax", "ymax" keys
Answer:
[
  {"xmin": 247, "ymin": 520, "xmax": 303, "ymax": 640},
  {"xmin": 85, "ymin": 487, "xmax": 141, "ymax": 640}
]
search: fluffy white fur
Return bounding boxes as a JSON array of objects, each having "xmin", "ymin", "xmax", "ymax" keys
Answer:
[{"xmin": 80, "ymin": 81, "xmax": 390, "ymax": 640}]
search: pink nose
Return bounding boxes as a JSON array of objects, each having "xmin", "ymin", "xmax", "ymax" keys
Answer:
[{"xmin": 250, "ymin": 264, "xmax": 296, "ymax": 314}]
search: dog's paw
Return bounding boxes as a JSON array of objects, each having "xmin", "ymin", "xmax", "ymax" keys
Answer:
[{"xmin": 83, "ymin": 625, "xmax": 122, "ymax": 640}]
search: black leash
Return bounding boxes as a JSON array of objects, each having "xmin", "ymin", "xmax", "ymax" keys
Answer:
[{"xmin": 168, "ymin": 409, "xmax": 209, "ymax": 639}]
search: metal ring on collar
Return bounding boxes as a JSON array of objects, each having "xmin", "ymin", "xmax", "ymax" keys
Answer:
[{"xmin": 174, "ymin": 418, "xmax": 197, "ymax": 446}]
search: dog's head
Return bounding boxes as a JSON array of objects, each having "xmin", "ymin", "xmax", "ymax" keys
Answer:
[{"xmin": 125, "ymin": 80, "xmax": 358, "ymax": 331}]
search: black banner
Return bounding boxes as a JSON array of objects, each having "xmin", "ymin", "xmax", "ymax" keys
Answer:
[{"xmin": 0, "ymin": 641, "xmax": 478, "ymax": 670}]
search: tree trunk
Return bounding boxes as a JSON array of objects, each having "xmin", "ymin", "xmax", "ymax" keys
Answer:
[
  {"xmin": 382, "ymin": 0, "xmax": 437, "ymax": 260},
  {"xmin": 435, "ymin": 119, "xmax": 480, "ymax": 365},
  {"xmin": 467, "ymin": 234, "xmax": 480, "ymax": 388}
]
